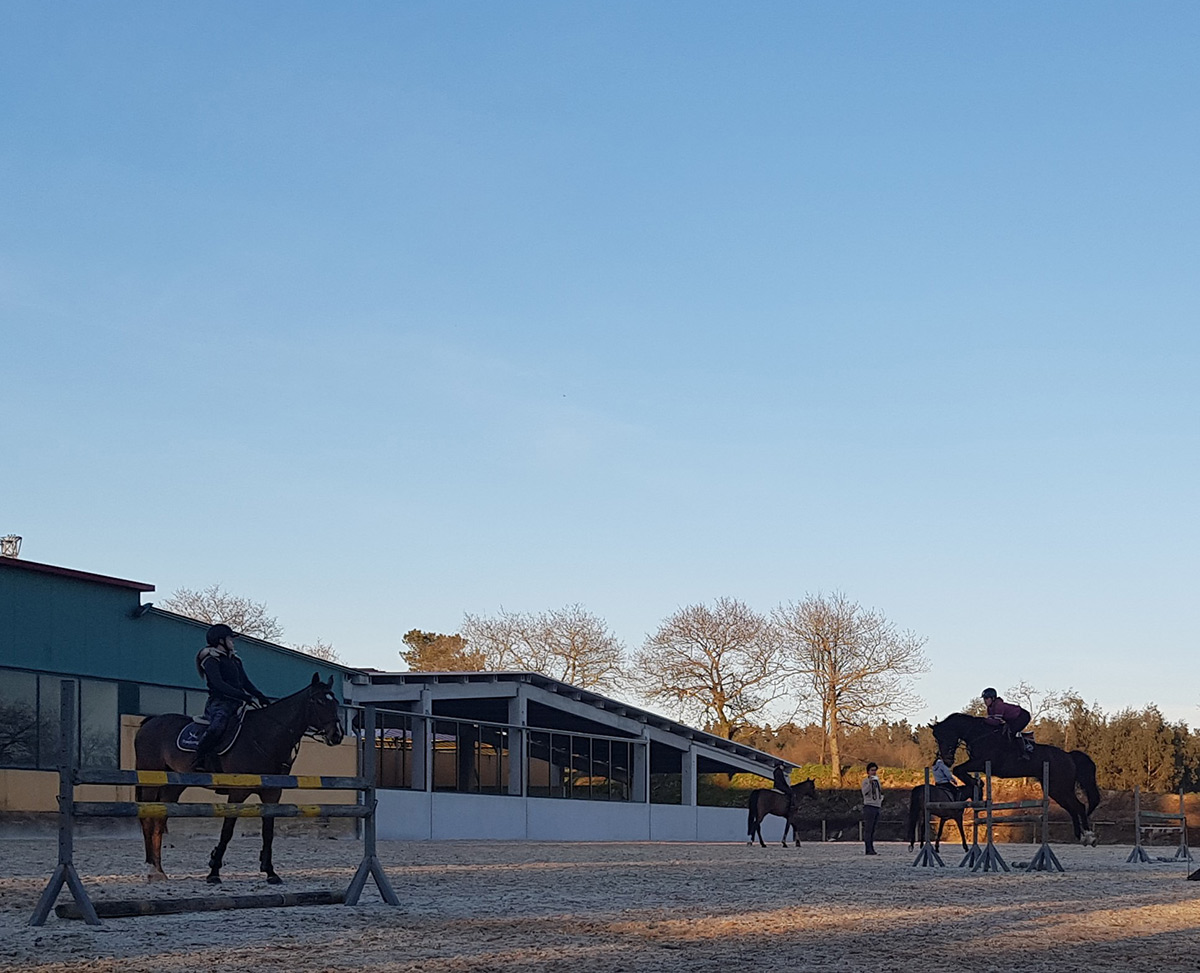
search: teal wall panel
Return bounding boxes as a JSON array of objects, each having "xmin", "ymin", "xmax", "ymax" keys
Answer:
[{"xmin": 0, "ymin": 561, "xmax": 354, "ymax": 699}]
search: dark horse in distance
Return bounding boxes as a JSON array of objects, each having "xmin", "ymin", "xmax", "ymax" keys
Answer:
[
  {"xmin": 134, "ymin": 674, "xmax": 345, "ymax": 884},
  {"xmin": 932, "ymin": 712, "xmax": 1101, "ymax": 846},
  {"xmin": 906, "ymin": 782, "xmax": 973, "ymax": 852},
  {"xmin": 747, "ymin": 778, "xmax": 817, "ymax": 847}
]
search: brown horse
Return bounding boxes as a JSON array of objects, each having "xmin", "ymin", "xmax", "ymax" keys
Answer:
[
  {"xmin": 747, "ymin": 778, "xmax": 817, "ymax": 847},
  {"xmin": 906, "ymin": 782, "xmax": 971, "ymax": 852},
  {"xmin": 133, "ymin": 674, "xmax": 344, "ymax": 884}
]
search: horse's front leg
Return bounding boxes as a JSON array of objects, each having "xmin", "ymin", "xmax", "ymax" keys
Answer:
[
  {"xmin": 207, "ymin": 788, "xmax": 246, "ymax": 884},
  {"xmin": 952, "ymin": 762, "xmax": 983, "ymax": 791},
  {"xmin": 260, "ymin": 787, "xmax": 283, "ymax": 884},
  {"xmin": 140, "ymin": 785, "xmax": 181, "ymax": 883},
  {"xmin": 138, "ymin": 785, "xmax": 164, "ymax": 881}
]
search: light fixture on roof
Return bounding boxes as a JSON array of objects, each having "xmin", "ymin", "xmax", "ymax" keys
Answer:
[{"xmin": 0, "ymin": 535, "xmax": 21, "ymax": 558}]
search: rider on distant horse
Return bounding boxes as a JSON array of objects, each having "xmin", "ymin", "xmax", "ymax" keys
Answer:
[
  {"xmin": 773, "ymin": 762, "xmax": 796, "ymax": 810},
  {"xmin": 981, "ymin": 688, "xmax": 1032, "ymax": 760},
  {"xmin": 193, "ymin": 624, "xmax": 271, "ymax": 770},
  {"xmin": 932, "ymin": 754, "xmax": 969, "ymax": 799}
]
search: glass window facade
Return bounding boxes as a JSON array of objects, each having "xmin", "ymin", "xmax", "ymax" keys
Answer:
[
  {"xmin": 527, "ymin": 730, "xmax": 637, "ymax": 801},
  {"xmin": 431, "ymin": 718, "xmax": 512, "ymax": 795},
  {"xmin": 0, "ymin": 667, "xmax": 206, "ymax": 770}
]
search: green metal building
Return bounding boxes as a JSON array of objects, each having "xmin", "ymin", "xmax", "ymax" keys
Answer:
[{"xmin": 0, "ymin": 554, "xmax": 356, "ymax": 786}]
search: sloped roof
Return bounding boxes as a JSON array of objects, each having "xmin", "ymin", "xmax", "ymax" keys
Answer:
[
  {"xmin": 354, "ymin": 669, "xmax": 793, "ymax": 772},
  {"xmin": 0, "ymin": 555, "xmax": 154, "ymax": 592}
]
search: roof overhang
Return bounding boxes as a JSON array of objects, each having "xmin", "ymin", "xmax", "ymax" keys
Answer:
[
  {"xmin": 0, "ymin": 556, "xmax": 154, "ymax": 592},
  {"xmin": 346, "ymin": 670, "xmax": 790, "ymax": 776}
]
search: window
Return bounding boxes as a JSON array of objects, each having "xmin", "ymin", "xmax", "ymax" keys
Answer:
[
  {"xmin": 0, "ymin": 669, "xmax": 37, "ymax": 767},
  {"xmin": 79, "ymin": 679, "xmax": 118, "ymax": 769},
  {"xmin": 375, "ymin": 710, "xmax": 414, "ymax": 790},
  {"xmin": 432, "ymin": 719, "xmax": 460, "ymax": 791},
  {"xmin": 592, "ymin": 739, "xmax": 611, "ymax": 801},
  {"xmin": 527, "ymin": 731, "xmax": 551, "ymax": 797},
  {"xmin": 37, "ymin": 675, "xmax": 61, "ymax": 769},
  {"xmin": 551, "ymin": 734, "xmax": 571, "ymax": 798},
  {"xmin": 570, "ymin": 737, "xmax": 592, "ymax": 799},
  {"xmin": 476, "ymin": 725, "xmax": 509, "ymax": 795}
]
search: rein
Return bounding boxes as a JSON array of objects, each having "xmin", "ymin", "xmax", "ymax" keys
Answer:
[{"xmin": 244, "ymin": 689, "xmax": 332, "ymax": 771}]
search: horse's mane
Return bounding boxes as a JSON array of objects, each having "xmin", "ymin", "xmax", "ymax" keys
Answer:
[
  {"xmin": 932, "ymin": 712, "xmax": 987, "ymax": 731},
  {"xmin": 932, "ymin": 712, "xmax": 1001, "ymax": 760}
]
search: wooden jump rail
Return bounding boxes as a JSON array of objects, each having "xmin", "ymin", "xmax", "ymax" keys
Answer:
[
  {"xmin": 56, "ymin": 890, "xmax": 346, "ymax": 920},
  {"xmin": 912, "ymin": 761, "xmax": 1063, "ymax": 873},
  {"xmin": 29, "ymin": 680, "xmax": 399, "ymax": 927},
  {"xmin": 1126, "ymin": 785, "xmax": 1192, "ymax": 864}
]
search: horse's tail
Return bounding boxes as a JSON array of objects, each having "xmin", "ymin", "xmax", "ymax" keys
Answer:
[
  {"xmin": 1069, "ymin": 751, "xmax": 1101, "ymax": 813},
  {"xmin": 747, "ymin": 791, "xmax": 757, "ymax": 836}
]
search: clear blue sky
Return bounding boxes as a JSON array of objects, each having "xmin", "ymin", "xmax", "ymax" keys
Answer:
[{"xmin": 3, "ymin": 3, "xmax": 1197, "ymax": 728}]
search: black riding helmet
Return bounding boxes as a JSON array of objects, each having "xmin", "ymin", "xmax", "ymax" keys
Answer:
[
  {"xmin": 981, "ymin": 687, "xmax": 997, "ymax": 699},
  {"xmin": 206, "ymin": 623, "xmax": 237, "ymax": 647}
]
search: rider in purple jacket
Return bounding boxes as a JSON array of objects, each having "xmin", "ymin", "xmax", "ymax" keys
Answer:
[{"xmin": 982, "ymin": 688, "xmax": 1032, "ymax": 759}]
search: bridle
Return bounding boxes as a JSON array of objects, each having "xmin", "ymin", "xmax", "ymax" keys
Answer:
[{"xmin": 246, "ymin": 686, "xmax": 343, "ymax": 763}]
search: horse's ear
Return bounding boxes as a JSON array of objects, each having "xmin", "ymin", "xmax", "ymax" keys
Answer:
[{"xmin": 311, "ymin": 672, "xmax": 322, "ymax": 686}]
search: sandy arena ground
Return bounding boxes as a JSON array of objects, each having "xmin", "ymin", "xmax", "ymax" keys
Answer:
[{"xmin": 2, "ymin": 829, "xmax": 1199, "ymax": 973}]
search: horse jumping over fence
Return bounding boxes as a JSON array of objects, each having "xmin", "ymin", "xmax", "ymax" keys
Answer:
[
  {"xmin": 906, "ymin": 782, "xmax": 971, "ymax": 852},
  {"xmin": 747, "ymin": 778, "xmax": 817, "ymax": 848},
  {"xmin": 133, "ymin": 673, "xmax": 345, "ymax": 884},
  {"xmin": 931, "ymin": 712, "xmax": 1101, "ymax": 846}
]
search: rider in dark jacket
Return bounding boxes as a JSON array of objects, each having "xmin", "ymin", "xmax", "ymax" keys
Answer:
[
  {"xmin": 193, "ymin": 624, "xmax": 271, "ymax": 769},
  {"xmin": 773, "ymin": 762, "xmax": 795, "ymax": 808},
  {"xmin": 982, "ymin": 688, "xmax": 1032, "ymax": 759}
]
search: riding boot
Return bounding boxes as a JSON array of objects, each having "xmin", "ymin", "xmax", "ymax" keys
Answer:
[{"xmin": 193, "ymin": 731, "xmax": 220, "ymax": 773}]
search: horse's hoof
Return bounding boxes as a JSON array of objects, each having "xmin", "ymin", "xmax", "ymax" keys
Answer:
[
  {"xmin": 146, "ymin": 870, "xmax": 168, "ymax": 884},
  {"xmin": 206, "ymin": 874, "xmax": 221, "ymax": 885},
  {"xmin": 266, "ymin": 874, "xmax": 283, "ymax": 886}
]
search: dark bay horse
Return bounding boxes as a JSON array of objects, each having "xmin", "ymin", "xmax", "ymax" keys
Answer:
[
  {"xmin": 906, "ymin": 782, "xmax": 971, "ymax": 852},
  {"xmin": 932, "ymin": 712, "xmax": 1101, "ymax": 846},
  {"xmin": 134, "ymin": 674, "xmax": 345, "ymax": 884},
  {"xmin": 747, "ymin": 778, "xmax": 817, "ymax": 847}
]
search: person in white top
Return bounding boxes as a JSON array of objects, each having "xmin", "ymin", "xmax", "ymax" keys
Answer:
[{"xmin": 861, "ymin": 762, "xmax": 883, "ymax": 855}]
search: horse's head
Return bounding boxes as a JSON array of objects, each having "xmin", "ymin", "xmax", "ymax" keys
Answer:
[
  {"xmin": 930, "ymin": 715, "xmax": 963, "ymax": 765},
  {"xmin": 303, "ymin": 673, "xmax": 345, "ymax": 746},
  {"xmin": 794, "ymin": 777, "xmax": 817, "ymax": 801}
]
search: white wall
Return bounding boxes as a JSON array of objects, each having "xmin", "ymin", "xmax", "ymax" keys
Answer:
[{"xmin": 374, "ymin": 790, "xmax": 750, "ymax": 843}]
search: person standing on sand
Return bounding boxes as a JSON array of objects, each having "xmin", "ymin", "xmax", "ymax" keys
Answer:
[{"xmin": 861, "ymin": 762, "xmax": 883, "ymax": 855}]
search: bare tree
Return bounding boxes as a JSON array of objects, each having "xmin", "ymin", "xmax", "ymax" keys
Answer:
[
  {"xmin": 401, "ymin": 629, "xmax": 484, "ymax": 671},
  {"xmin": 461, "ymin": 606, "xmax": 626, "ymax": 693},
  {"xmin": 632, "ymin": 597, "xmax": 788, "ymax": 741},
  {"xmin": 295, "ymin": 638, "xmax": 342, "ymax": 664},
  {"xmin": 159, "ymin": 583, "xmax": 284, "ymax": 642},
  {"xmin": 536, "ymin": 605, "xmax": 626, "ymax": 692},
  {"xmin": 774, "ymin": 592, "xmax": 928, "ymax": 784},
  {"xmin": 1004, "ymin": 681, "xmax": 1068, "ymax": 725}
]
